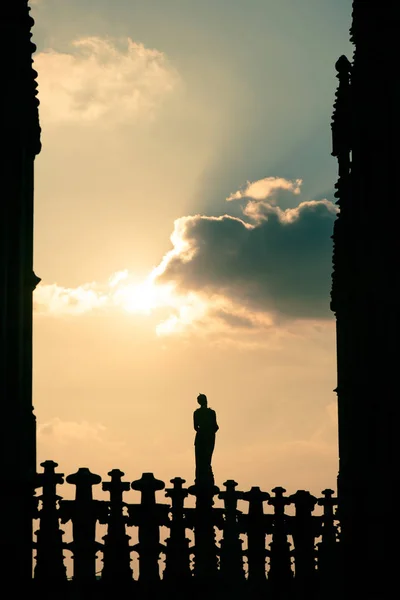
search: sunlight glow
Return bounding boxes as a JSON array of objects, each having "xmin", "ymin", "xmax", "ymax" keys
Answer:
[
  {"xmin": 34, "ymin": 267, "xmax": 274, "ymax": 337},
  {"xmin": 33, "ymin": 267, "xmax": 208, "ymax": 336},
  {"xmin": 113, "ymin": 278, "xmax": 172, "ymax": 315}
]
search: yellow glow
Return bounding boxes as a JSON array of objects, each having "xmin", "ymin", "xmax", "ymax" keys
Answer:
[
  {"xmin": 113, "ymin": 280, "xmax": 162, "ymax": 314},
  {"xmin": 34, "ymin": 267, "xmax": 274, "ymax": 338}
]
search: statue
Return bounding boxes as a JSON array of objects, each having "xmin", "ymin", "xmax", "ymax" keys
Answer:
[{"xmin": 194, "ymin": 394, "xmax": 219, "ymax": 486}]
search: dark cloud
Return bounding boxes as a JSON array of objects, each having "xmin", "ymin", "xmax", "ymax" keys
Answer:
[
  {"xmin": 157, "ymin": 198, "xmax": 337, "ymax": 319},
  {"xmin": 211, "ymin": 309, "xmax": 260, "ymax": 329}
]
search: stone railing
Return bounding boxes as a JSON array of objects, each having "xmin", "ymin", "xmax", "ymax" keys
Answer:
[{"xmin": 32, "ymin": 460, "xmax": 340, "ymax": 598}]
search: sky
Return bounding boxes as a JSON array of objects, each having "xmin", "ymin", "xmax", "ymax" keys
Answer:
[{"xmin": 30, "ymin": 0, "xmax": 353, "ymax": 501}]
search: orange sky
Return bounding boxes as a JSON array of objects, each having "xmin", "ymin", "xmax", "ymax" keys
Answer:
[{"xmin": 31, "ymin": 0, "xmax": 352, "ymax": 499}]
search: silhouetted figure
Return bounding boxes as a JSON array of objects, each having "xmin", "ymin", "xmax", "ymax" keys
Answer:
[{"xmin": 194, "ymin": 394, "xmax": 219, "ymax": 486}]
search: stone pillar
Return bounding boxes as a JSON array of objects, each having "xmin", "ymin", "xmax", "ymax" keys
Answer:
[
  {"xmin": 0, "ymin": 0, "xmax": 41, "ymax": 584},
  {"xmin": 332, "ymin": 2, "xmax": 400, "ymax": 595}
]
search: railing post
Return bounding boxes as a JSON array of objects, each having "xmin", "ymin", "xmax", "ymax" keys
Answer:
[
  {"xmin": 317, "ymin": 489, "xmax": 339, "ymax": 598},
  {"xmin": 267, "ymin": 486, "xmax": 293, "ymax": 597},
  {"xmin": 127, "ymin": 472, "xmax": 169, "ymax": 585},
  {"xmin": 164, "ymin": 477, "xmax": 192, "ymax": 583},
  {"xmin": 101, "ymin": 469, "xmax": 133, "ymax": 585},
  {"xmin": 290, "ymin": 490, "xmax": 319, "ymax": 597},
  {"xmin": 59, "ymin": 468, "xmax": 105, "ymax": 584},
  {"xmin": 218, "ymin": 479, "xmax": 245, "ymax": 585},
  {"xmin": 33, "ymin": 460, "xmax": 67, "ymax": 585},
  {"xmin": 241, "ymin": 486, "xmax": 270, "ymax": 590},
  {"xmin": 187, "ymin": 482, "xmax": 223, "ymax": 584}
]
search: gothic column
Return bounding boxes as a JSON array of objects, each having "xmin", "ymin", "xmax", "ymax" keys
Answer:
[
  {"xmin": 332, "ymin": 2, "xmax": 400, "ymax": 596},
  {"xmin": 0, "ymin": 0, "xmax": 41, "ymax": 583}
]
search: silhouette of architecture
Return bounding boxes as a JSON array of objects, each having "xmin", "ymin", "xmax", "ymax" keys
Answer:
[
  {"xmin": 2, "ymin": 1, "xmax": 394, "ymax": 598},
  {"xmin": 330, "ymin": 2, "xmax": 399, "ymax": 597},
  {"xmin": 0, "ymin": 0, "xmax": 41, "ymax": 587},
  {"xmin": 31, "ymin": 461, "xmax": 340, "ymax": 599}
]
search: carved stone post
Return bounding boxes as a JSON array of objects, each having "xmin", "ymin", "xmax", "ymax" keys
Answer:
[
  {"xmin": 127, "ymin": 472, "xmax": 169, "ymax": 585},
  {"xmin": 267, "ymin": 486, "xmax": 293, "ymax": 594},
  {"xmin": 289, "ymin": 490, "xmax": 319, "ymax": 597},
  {"xmin": 59, "ymin": 468, "xmax": 105, "ymax": 583},
  {"xmin": 187, "ymin": 482, "xmax": 222, "ymax": 583},
  {"xmin": 241, "ymin": 486, "xmax": 270, "ymax": 589},
  {"xmin": 164, "ymin": 477, "xmax": 192, "ymax": 583},
  {"xmin": 218, "ymin": 480, "xmax": 245, "ymax": 584},
  {"xmin": 33, "ymin": 460, "xmax": 66, "ymax": 584},
  {"xmin": 101, "ymin": 469, "xmax": 133, "ymax": 585},
  {"xmin": 317, "ymin": 489, "xmax": 339, "ymax": 597}
]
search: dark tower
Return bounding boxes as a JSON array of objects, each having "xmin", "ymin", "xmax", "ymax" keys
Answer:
[
  {"xmin": 0, "ymin": 0, "xmax": 41, "ymax": 585},
  {"xmin": 331, "ymin": 1, "xmax": 399, "ymax": 595}
]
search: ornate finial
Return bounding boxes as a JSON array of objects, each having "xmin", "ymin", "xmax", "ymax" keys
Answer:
[
  {"xmin": 335, "ymin": 55, "xmax": 352, "ymax": 75},
  {"xmin": 131, "ymin": 472, "xmax": 165, "ymax": 497},
  {"xmin": 331, "ymin": 55, "xmax": 352, "ymax": 160}
]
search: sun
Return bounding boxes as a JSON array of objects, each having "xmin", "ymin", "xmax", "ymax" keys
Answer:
[{"xmin": 113, "ymin": 281, "xmax": 160, "ymax": 314}]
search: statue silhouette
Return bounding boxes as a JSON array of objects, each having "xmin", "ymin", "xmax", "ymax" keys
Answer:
[{"xmin": 194, "ymin": 394, "xmax": 219, "ymax": 486}]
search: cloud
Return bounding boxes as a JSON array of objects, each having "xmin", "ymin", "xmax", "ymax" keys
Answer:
[
  {"xmin": 155, "ymin": 183, "xmax": 337, "ymax": 319},
  {"xmin": 154, "ymin": 293, "xmax": 274, "ymax": 337},
  {"xmin": 34, "ymin": 282, "xmax": 109, "ymax": 315},
  {"xmin": 35, "ymin": 36, "xmax": 179, "ymax": 123},
  {"xmin": 33, "ymin": 176, "xmax": 337, "ymax": 332},
  {"xmin": 227, "ymin": 176, "xmax": 303, "ymax": 202},
  {"xmin": 33, "ymin": 270, "xmax": 184, "ymax": 318},
  {"xmin": 33, "ymin": 272, "xmax": 273, "ymax": 339},
  {"xmin": 38, "ymin": 418, "xmax": 107, "ymax": 443},
  {"xmin": 37, "ymin": 418, "xmax": 128, "ymax": 474}
]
